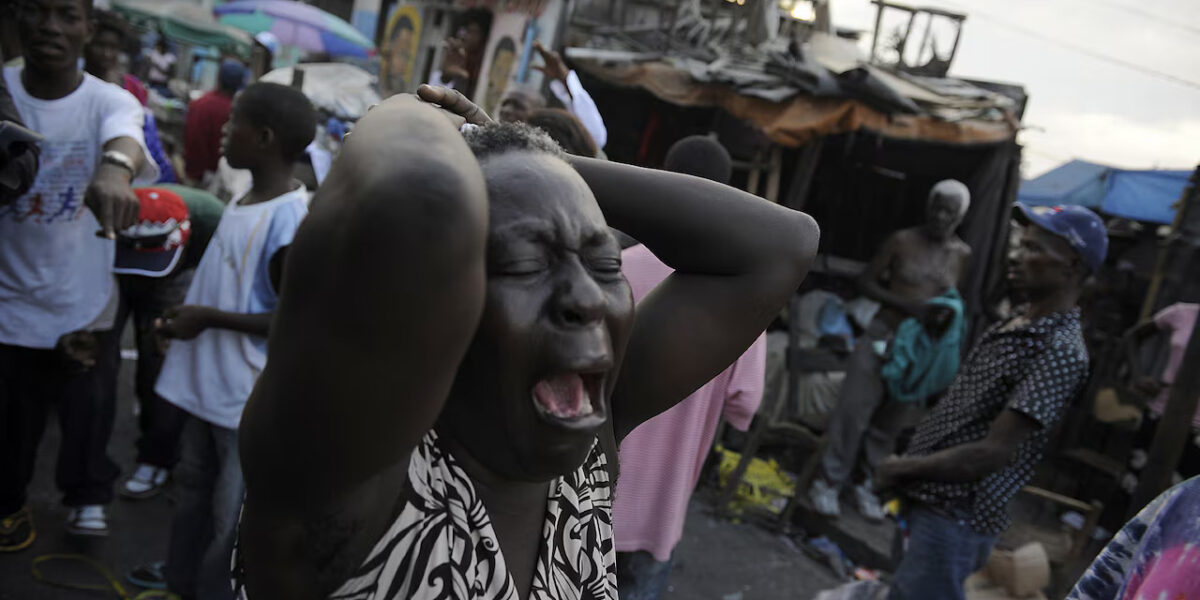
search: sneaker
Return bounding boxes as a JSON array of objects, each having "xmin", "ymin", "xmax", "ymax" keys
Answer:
[
  {"xmin": 0, "ymin": 505, "xmax": 35, "ymax": 552},
  {"xmin": 120, "ymin": 464, "xmax": 170, "ymax": 500},
  {"xmin": 809, "ymin": 478, "xmax": 841, "ymax": 518},
  {"xmin": 127, "ymin": 560, "xmax": 167, "ymax": 590},
  {"xmin": 853, "ymin": 483, "xmax": 885, "ymax": 522},
  {"xmin": 65, "ymin": 505, "xmax": 109, "ymax": 537}
]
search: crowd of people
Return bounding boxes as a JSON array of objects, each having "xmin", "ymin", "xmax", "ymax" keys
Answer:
[{"xmin": 0, "ymin": 1, "xmax": 1197, "ymax": 600}]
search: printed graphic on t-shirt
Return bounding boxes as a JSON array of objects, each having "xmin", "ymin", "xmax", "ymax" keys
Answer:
[{"xmin": 0, "ymin": 139, "xmax": 92, "ymax": 224}]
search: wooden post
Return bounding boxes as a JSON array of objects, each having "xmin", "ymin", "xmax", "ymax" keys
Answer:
[
  {"xmin": 869, "ymin": 0, "xmax": 885, "ymax": 63},
  {"xmin": 1129, "ymin": 312, "xmax": 1200, "ymax": 514},
  {"xmin": 764, "ymin": 146, "xmax": 784, "ymax": 204},
  {"xmin": 1139, "ymin": 165, "xmax": 1200, "ymax": 320}
]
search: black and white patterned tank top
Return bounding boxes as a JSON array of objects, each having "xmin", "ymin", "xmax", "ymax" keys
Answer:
[{"xmin": 327, "ymin": 429, "xmax": 616, "ymax": 600}]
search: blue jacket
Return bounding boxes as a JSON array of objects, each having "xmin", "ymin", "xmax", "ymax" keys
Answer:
[{"xmin": 881, "ymin": 289, "xmax": 965, "ymax": 405}]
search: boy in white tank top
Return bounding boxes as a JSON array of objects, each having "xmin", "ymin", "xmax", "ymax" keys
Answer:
[{"xmin": 148, "ymin": 83, "xmax": 316, "ymax": 600}]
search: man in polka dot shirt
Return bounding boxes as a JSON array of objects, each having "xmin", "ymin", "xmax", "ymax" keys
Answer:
[{"xmin": 872, "ymin": 204, "xmax": 1108, "ymax": 600}]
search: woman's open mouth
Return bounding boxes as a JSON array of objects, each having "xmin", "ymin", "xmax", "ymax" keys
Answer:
[{"xmin": 531, "ymin": 371, "xmax": 606, "ymax": 430}]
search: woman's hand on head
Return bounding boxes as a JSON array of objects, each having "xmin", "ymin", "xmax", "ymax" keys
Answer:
[
  {"xmin": 350, "ymin": 92, "xmax": 483, "ymax": 141},
  {"xmin": 417, "ymin": 85, "xmax": 494, "ymax": 128}
]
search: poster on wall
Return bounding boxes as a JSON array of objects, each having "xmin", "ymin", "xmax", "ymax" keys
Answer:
[
  {"xmin": 474, "ymin": 11, "xmax": 527, "ymax": 116},
  {"xmin": 380, "ymin": 5, "xmax": 423, "ymax": 97}
]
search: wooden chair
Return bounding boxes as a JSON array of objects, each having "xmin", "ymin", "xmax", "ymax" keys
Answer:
[{"xmin": 717, "ymin": 294, "xmax": 845, "ymax": 526}]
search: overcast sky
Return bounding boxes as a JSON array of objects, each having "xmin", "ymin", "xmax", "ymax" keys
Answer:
[{"xmin": 830, "ymin": 0, "xmax": 1200, "ymax": 177}]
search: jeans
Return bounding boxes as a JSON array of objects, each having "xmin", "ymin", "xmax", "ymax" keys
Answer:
[
  {"xmin": 821, "ymin": 319, "xmax": 922, "ymax": 488},
  {"xmin": 616, "ymin": 551, "xmax": 674, "ymax": 600},
  {"xmin": 0, "ymin": 335, "xmax": 120, "ymax": 514},
  {"xmin": 888, "ymin": 504, "xmax": 996, "ymax": 600},
  {"xmin": 99, "ymin": 270, "xmax": 193, "ymax": 469},
  {"xmin": 166, "ymin": 417, "xmax": 244, "ymax": 600}
]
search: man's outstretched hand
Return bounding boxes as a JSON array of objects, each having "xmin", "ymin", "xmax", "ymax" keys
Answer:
[
  {"xmin": 416, "ymin": 85, "xmax": 494, "ymax": 128},
  {"xmin": 86, "ymin": 167, "xmax": 139, "ymax": 239},
  {"xmin": 532, "ymin": 41, "xmax": 570, "ymax": 84}
]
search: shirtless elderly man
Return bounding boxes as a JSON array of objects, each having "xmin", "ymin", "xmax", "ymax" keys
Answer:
[{"xmin": 808, "ymin": 179, "xmax": 971, "ymax": 520}]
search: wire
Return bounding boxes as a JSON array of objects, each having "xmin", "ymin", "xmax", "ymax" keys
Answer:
[
  {"xmin": 1084, "ymin": 0, "xmax": 1200, "ymax": 38},
  {"xmin": 31, "ymin": 554, "xmax": 178, "ymax": 599},
  {"xmin": 934, "ymin": 1, "xmax": 1200, "ymax": 92}
]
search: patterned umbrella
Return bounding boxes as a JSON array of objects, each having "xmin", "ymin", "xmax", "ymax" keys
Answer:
[
  {"xmin": 113, "ymin": 0, "xmax": 254, "ymax": 58},
  {"xmin": 213, "ymin": 0, "xmax": 375, "ymax": 59}
]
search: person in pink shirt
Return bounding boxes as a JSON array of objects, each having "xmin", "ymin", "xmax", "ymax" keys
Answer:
[
  {"xmin": 1135, "ymin": 302, "xmax": 1200, "ymax": 425},
  {"xmin": 1124, "ymin": 302, "xmax": 1200, "ymax": 487},
  {"xmin": 613, "ymin": 136, "xmax": 768, "ymax": 600}
]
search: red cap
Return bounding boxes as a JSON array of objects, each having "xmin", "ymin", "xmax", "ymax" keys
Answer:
[{"xmin": 114, "ymin": 188, "xmax": 191, "ymax": 277}]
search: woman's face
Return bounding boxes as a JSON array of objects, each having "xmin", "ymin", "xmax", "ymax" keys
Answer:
[{"xmin": 441, "ymin": 152, "xmax": 634, "ymax": 481}]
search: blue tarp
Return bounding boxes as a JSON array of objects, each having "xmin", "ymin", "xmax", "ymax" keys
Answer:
[{"xmin": 1019, "ymin": 159, "xmax": 1191, "ymax": 225}]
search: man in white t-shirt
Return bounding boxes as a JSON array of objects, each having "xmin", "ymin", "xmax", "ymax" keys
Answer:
[{"xmin": 0, "ymin": 0, "xmax": 155, "ymax": 551}]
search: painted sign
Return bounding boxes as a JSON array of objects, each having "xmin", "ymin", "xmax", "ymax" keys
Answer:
[
  {"xmin": 380, "ymin": 4, "xmax": 422, "ymax": 96},
  {"xmin": 475, "ymin": 11, "xmax": 526, "ymax": 115}
]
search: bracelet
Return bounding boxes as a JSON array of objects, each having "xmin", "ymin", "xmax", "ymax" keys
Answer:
[{"xmin": 101, "ymin": 150, "xmax": 136, "ymax": 177}]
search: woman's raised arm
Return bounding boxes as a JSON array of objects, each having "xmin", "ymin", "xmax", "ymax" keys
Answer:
[
  {"xmin": 569, "ymin": 156, "xmax": 819, "ymax": 439},
  {"xmin": 239, "ymin": 95, "xmax": 489, "ymax": 504}
]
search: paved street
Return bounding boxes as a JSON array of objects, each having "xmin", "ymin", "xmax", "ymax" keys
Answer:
[
  {"xmin": 1, "ymin": 350, "xmax": 840, "ymax": 599},
  {"xmin": 0, "ymin": 351, "xmax": 171, "ymax": 599}
]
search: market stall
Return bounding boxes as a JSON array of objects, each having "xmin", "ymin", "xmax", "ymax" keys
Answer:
[
  {"xmin": 564, "ymin": 26, "xmax": 1023, "ymax": 341},
  {"xmin": 1020, "ymin": 159, "xmax": 1192, "ymax": 226}
]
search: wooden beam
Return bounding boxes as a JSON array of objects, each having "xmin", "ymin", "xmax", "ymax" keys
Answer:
[
  {"xmin": 1021, "ymin": 485, "xmax": 1093, "ymax": 514},
  {"xmin": 869, "ymin": 0, "xmax": 885, "ymax": 62},
  {"xmin": 765, "ymin": 146, "xmax": 784, "ymax": 203}
]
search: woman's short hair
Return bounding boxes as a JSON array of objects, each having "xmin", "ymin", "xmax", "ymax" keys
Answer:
[{"xmin": 463, "ymin": 121, "xmax": 567, "ymax": 162}]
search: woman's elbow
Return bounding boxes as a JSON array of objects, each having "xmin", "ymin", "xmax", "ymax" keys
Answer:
[{"xmin": 772, "ymin": 211, "xmax": 820, "ymax": 284}]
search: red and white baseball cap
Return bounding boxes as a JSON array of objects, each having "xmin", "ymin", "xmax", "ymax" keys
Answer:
[{"xmin": 115, "ymin": 188, "xmax": 191, "ymax": 277}]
